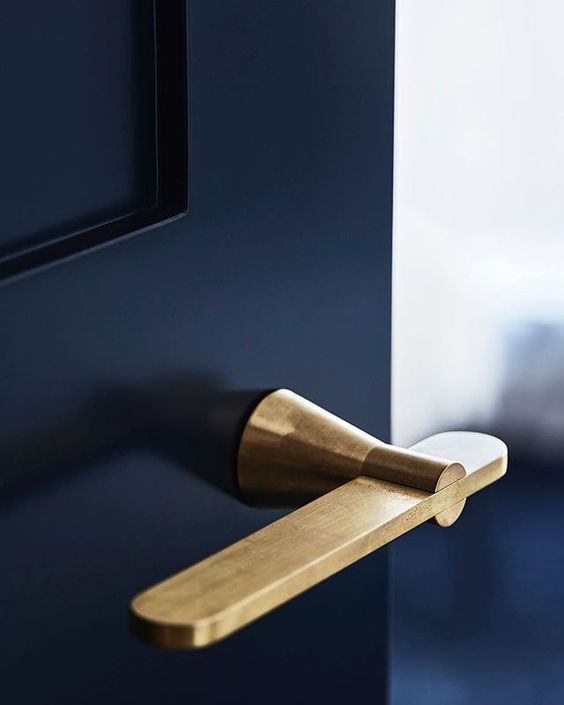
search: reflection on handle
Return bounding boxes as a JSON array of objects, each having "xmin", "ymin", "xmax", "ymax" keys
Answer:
[{"xmin": 130, "ymin": 390, "xmax": 507, "ymax": 649}]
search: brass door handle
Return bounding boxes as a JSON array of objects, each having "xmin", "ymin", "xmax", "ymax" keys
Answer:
[{"xmin": 130, "ymin": 390, "xmax": 507, "ymax": 649}]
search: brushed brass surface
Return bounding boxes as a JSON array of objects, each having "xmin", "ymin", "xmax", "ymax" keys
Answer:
[
  {"xmin": 130, "ymin": 390, "xmax": 507, "ymax": 649},
  {"xmin": 237, "ymin": 390, "xmax": 466, "ymax": 526}
]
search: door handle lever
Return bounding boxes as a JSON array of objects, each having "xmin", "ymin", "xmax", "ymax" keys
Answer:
[{"xmin": 130, "ymin": 390, "xmax": 507, "ymax": 649}]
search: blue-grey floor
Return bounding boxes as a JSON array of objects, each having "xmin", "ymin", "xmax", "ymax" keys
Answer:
[{"xmin": 391, "ymin": 465, "xmax": 564, "ymax": 705}]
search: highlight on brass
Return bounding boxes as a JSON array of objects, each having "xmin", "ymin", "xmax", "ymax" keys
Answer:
[{"xmin": 130, "ymin": 389, "xmax": 507, "ymax": 649}]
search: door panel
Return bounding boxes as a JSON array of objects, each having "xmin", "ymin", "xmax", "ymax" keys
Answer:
[
  {"xmin": 0, "ymin": 0, "xmax": 187, "ymax": 277},
  {"xmin": 0, "ymin": 2, "xmax": 395, "ymax": 703}
]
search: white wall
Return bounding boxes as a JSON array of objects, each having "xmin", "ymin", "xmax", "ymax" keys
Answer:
[{"xmin": 393, "ymin": 0, "xmax": 564, "ymax": 448}]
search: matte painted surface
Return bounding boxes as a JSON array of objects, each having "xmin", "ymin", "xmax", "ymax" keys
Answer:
[
  {"xmin": 392, "ymin": 465, "xmax": 564, "ymax": 704},
  {"xmin": 0, "ymin": 1, "xmax": 157, "ymax": 256},
  {"xmin": 0, "ymin": 2, "xmax": 395, "ymax": 704}
]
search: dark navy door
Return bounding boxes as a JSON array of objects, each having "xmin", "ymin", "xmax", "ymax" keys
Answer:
[{"xmin": 0, "ymin": 2, "xmax": 395, "ymax": 703}]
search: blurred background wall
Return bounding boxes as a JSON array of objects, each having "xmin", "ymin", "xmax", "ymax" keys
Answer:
[{"xmin": 392, "ymin": 1, "xmax": 564, "ymax": 702}]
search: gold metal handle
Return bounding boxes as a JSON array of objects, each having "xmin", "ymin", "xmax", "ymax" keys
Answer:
[{"xmin": 130, "ymin": 390, "xmax": 507, "ymax": 649}]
